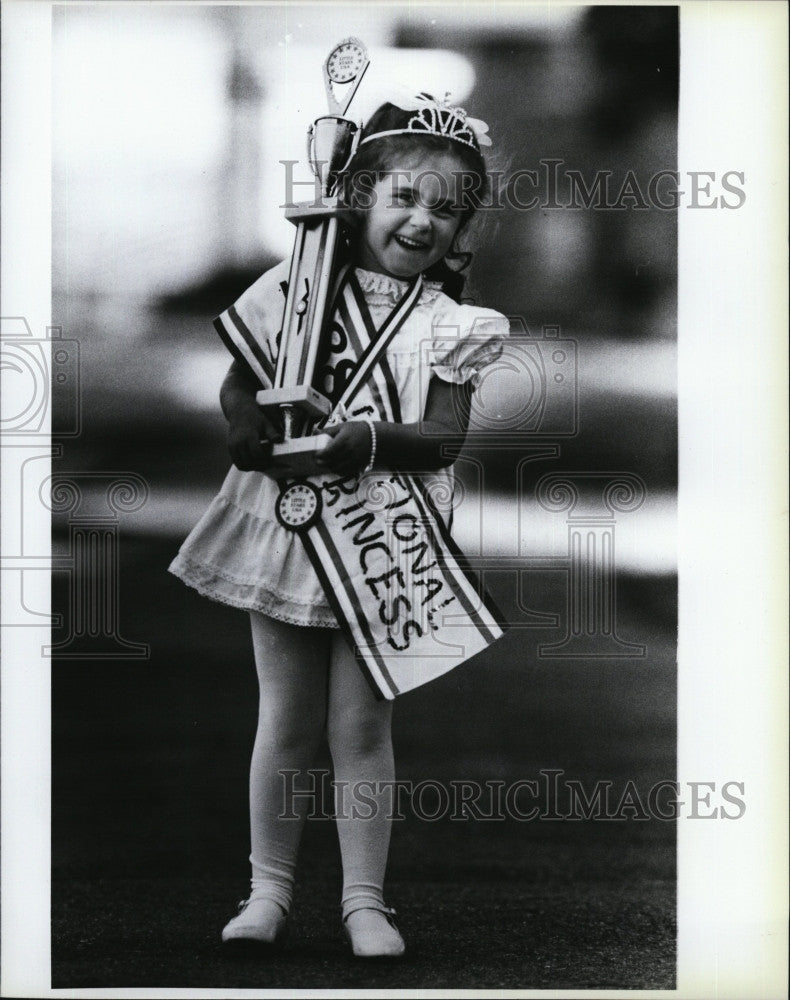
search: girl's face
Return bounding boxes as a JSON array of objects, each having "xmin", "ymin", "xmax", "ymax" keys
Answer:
[{"xmin": 355, "ymin": 151, "xmax": 467, "ymax": 279}]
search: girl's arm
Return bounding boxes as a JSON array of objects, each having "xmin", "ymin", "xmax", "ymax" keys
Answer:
[
  {"xmin": 317, "ymin": 377, "xmax": 473, "ymax": 477},
  {"xmin": 221, "ymin": 359, "xmax": 283, "ymax": 471}
]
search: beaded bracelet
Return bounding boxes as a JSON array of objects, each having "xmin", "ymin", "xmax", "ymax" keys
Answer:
[{"xmin": 362, "ymin": 418, "xmax": 377, "ymax": 474}]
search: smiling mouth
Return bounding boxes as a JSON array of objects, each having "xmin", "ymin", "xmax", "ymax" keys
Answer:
[{"xmin": 394, "ymin": 234, "xmax": 430, "ymax": 252}]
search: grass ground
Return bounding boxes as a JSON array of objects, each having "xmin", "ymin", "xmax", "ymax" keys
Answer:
[{"xmin": 52, "ymin": 536, "xmax": 676, "ymax": 990}]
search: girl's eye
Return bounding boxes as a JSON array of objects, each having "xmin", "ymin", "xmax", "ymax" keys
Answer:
[
  {"xmin": 424, "ymin": 200, "xmax": 458, "ymax": 221},
  {"xmin": 393, "ymin": 190, "xmax": 414, "ymax": 206}
]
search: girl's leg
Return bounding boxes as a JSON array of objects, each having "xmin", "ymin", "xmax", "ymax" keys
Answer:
[
  {"xmin": 326, "ymin": 632, "xmax": 404, "ymax": 956},
  {"xmin": 223, "ymin": 611, "xmax": 330, "ymax": 944}
]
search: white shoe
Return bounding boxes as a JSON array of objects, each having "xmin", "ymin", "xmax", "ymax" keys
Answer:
[
  {"xmin": 343, "ymin": 906, "xmax": 405, "ymax": 959},
  {"xmin": 221, "ymin": 897, "xmax": 288, "ymax": 949}
]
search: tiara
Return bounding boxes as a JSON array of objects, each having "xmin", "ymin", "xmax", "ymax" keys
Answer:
[{"xmin": 359, "ymin": 93, "xmax": 492, "ymax": 151}]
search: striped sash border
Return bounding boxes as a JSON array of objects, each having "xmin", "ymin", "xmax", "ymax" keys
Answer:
[
  {"xmin": 298, "ymin": 474, "xmax": 505, "ymax": 700},
  {"xmin": 329, "ymin": 273, "xmax": 422, "ymax": 423},
  {"xmin": 407, "ymin": 474, "xmax": 506, "ymax": 628},
  {"xmin": 334, "ymin": 293, "xmax": 390, "ymax": 421},
  {"xmin": 301, "ymin": 524, "xmax": 400, "ymax": 699},
  {"xmin": 214, "ymin": 306, "xmax": 275, "ymax": 389}
]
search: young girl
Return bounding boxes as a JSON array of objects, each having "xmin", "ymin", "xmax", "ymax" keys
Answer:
[{"xmin": 169, "ymin": 96, "xmax": 509, "ymax": 958}]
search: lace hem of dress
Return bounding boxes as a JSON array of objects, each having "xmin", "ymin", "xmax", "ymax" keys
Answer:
[
  {"xmin": 354, "ymin": 267, "xmax": 442, "ymax": 308},
  {"xmin": 169, "ymin": 553, "xmax": 340, "ymax": 628}
]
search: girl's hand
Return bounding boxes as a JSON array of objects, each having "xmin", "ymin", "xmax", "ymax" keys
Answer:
[
  {"xmin": 227, "ymin": 401, "xmax": 283, "ymax": 472},
  {"xmin": 315, "ymin": 421, "xmax": 373, "ymax": 476}
]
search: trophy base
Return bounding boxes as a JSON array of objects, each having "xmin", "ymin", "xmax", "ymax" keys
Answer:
[
  {"xmin": 256, "ymin": 385, "xmax": 332, "ymax": 420},
  {"xmin": 266, "ymin": 434, "xmax": 332, "ymax": 480}
]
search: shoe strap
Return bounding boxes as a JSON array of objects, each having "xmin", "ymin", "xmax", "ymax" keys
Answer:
[
  {"xmin": 342, "ymin": 903, "xmax": 397, "ymax": 923},
  {"xmin": 235, "ymin": 895, "xmax": 290, "ymax": 917}
]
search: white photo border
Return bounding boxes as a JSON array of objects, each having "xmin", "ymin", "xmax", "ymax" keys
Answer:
[{"xmin": 1, "ymin": 1, "xmax": 787, "ymax": 997}]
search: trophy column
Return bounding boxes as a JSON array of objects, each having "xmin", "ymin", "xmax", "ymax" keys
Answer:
[{"xmin": 258, "ymin": 38, "xmax": 369, "ymax": 479}]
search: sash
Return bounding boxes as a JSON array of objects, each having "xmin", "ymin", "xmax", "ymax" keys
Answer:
[
  {"xmin": 215, "ymin": 270, "xmax": 507, "ymax": 699},
  {"xmin": 214, "ymin": 303, "xmax": 277, "ymax": 390},
  {"xmin": 326, "ymin": 270, "xmax": 419, "ymax": 423}
]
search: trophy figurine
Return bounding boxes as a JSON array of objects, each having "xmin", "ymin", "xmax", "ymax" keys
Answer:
[{"xmin": 258, "ymin": 38, "xmax": 370, "ymax": 479}]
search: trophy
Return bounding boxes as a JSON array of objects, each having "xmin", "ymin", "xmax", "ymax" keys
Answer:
[{"xmin": 258, "ymin": 38, "xmax": 370, "ymax": 479}]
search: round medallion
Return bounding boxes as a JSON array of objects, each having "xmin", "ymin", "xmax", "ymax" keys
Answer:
[
  {"xmin": 326, "ymin": 39, "xmax": 366, "ymax": 84},
  {"xmin": 276, "ymin": 481, "xmax": 322, "ymax": 532}
]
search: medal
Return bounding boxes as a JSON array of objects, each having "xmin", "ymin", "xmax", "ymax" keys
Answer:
[
  {"xmin": 323, "ymin": 38, "xmax": 369, "ymax": 116},
  {"xmin": 275, "ymin": 481, "xmax": 322, "ymax": 532}
]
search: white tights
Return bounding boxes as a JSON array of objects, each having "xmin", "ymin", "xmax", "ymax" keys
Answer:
[{"xmin": 247, "ymin": 611, "xmax": 394, "ymax": 919}]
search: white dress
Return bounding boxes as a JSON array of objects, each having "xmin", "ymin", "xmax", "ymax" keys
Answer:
[{"xmin": 168, "ymin": 263, "xmax": 509, "ymax": 627}]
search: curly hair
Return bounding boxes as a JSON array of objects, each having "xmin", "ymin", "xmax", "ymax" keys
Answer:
[{"xmin": 340, "ymin": 101, "xmax": 490, "ymax": 302}]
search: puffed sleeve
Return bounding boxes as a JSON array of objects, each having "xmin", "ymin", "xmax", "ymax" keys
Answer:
[
  {"xmin": 213, "ymin": 259, "xmax": 291, "ymax": 388},
  {"xmin": 429, "ymin": 300, "xmax": 509, "ymax": 388}
]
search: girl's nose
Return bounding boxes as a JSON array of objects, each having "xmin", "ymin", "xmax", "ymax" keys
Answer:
[{"xmin": 408, "ymin": 203, "xmax": 432, "ymax": 231}]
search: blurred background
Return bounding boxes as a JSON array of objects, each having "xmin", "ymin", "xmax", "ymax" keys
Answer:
[{"xmin": 52, "ymin": 4, "xmax": 678, "ymax": 989}]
